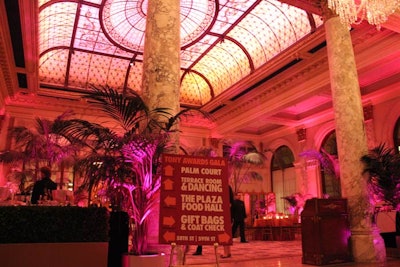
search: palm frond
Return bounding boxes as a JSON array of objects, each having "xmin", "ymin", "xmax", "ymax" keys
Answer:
[
  {"xmin": 0, "ymin": 151, "xmax": 25, "ymax": 163},
  {"xmin": 1, "ymin": 85, "xmax": 210, "ymax": 255},
  {"xmin": 4, "ymin": 115, "xmax": 80, "ymax": 167},
  {"xmin": 83, "ymin": 85, "xmax": 150, "ymax": 131},
  {"xmin": 361, "ymin": 144, "xmax": 400, "ymax": 210},
  {"xmin": 299, "ymin": 149, "xmax": 340, "ymax": 178},
  {"xmin": 223, "ymin": 140, "xmax": 265, "ymax": 192},
  {"xmin": 243, "ymin": 152, "xmax": 265, "ymax": 165},
  {"xmin": 164, "ymin": 108, "xmax": 214, "ymax": 131}
]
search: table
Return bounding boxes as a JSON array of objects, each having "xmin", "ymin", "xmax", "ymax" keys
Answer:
[{"xmin": 248, "ymin": 218, "xmax": 299, "ymax": 241}]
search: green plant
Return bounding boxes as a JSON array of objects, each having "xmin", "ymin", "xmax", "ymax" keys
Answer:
[
  {"xmin": 361, "ymin": 144, "xmax": 400, "ymax": 211},
  {"xmin": 223, "ymin": 140, "xmax": 265, "ymax": 193},
  {"xmin": 59, "ymin": 85, "xmax": 209, "ymax": 255},
  {"xmin": 299, "ymin": 148, "xmax": 340, "ymax": 178},
  {"xmin": 0, "ymin": 112, "xmax": 79, "ymax": 187},
  {"xmin": 283, "ymin": 192, "xmax": 312, "ymax": 215}
]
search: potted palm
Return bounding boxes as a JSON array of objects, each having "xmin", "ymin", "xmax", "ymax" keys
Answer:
[
  {"xmin": 60, "ymin": 85, "xmax": 209, "ymax": 265},
  {"xmin": 361, "ymin": 144, "xmax": 400, "ymax": 211},
  {"xmin": 361, "ymin": 144, "xmax": 400, "ymax": 248}
]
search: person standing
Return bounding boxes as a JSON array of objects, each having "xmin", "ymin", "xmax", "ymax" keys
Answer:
[
  {"xmin": 31, "ymin": 166, "xmax": 57, "ymax": 204},
  {"xmin": 231, "ymin": 193, "xmax": 248, "ymax": 243}
]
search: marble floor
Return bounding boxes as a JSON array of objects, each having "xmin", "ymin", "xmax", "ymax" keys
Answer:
[{"xmin": 153, "ymin": 239, "xmax": 400, "ymax": 267}]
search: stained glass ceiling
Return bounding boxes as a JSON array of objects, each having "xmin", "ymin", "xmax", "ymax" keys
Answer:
[{"xmin": 38, "ymin": 0, "xmax": 323, "ymax": 107}]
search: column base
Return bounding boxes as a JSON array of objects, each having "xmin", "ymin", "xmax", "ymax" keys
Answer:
[{"xmin": 351, "ymin": 226, "xmax": 386, "ymax": 263}]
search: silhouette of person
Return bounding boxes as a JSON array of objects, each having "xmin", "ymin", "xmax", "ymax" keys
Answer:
[
  {"xmin": 31, "ymin": 166, "xmax": 57, "ymax": 204},
  {"xmin": 231, "ymin": 193, "xmax": 248, "ymax": 243}
]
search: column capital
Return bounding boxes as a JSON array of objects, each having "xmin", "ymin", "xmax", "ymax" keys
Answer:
[
  {"xmin": 296, "ymin": 128, "xmax": 307, "ymax": 142},
  {"xmin": 320, "ymin": 0, "xmax": 337, "ymax": 21},
  {"xmin": 209, "ymin": 137, "xmax": 221, "ymax": 149}
]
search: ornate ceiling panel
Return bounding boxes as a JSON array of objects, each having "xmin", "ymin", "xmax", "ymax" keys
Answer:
[{"xmin": 37, "ymin": 0, "xmax": 323, "ymax": 107}]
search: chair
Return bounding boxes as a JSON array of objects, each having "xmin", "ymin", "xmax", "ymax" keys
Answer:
[
  {"xmin": 262, "ymin": 226, "xmax": 274, "ymax": 240},
  {"xmin": 261, "ymin": 219, "xmax": 274, "ymax": 241},
  {"xmin": 279, "ymin": 218, "xmax": 295, "ymax": 240},
  {"xmin": 280, "ymin": 226, "xmax": 294, "ymax": 240},
  {"xmin": 292, "ymin": 223, "xmax": 302, "ymax": 240},
  {"xmin": 245, "ymin": 227, "xmax": 256, "ymax": 241}
]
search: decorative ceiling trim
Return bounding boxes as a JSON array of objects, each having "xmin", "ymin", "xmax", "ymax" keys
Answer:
[
  {"xmin": 212, "ymin": 56, "xmax": 330, "ymax": 128},
  {"xmin": 0, "ymin": 0, "xmax": 18, "ymax": 104}
]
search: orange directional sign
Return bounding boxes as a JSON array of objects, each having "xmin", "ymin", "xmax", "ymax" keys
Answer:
[
  {"xmin": 163, "ymin": 231, "xmax": 176, "ymax": 243},
  {"xmin": 163, "ymin": 195, "xmax": 177, "ymax": 206},
  {"xmin": 162, "ymin": 216, "xmax": 176, "ymax": 227},
  {"xmin": 159, "ymin": 154, "xmax": 232, "ymax": 246},
  {"xmin": 163, "ymin": 178, "xmax": 174, "ymax": 190}
]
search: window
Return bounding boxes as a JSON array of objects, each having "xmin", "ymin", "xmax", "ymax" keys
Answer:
[{"xmin": 271, "ymin": 146, "xmax": 295, "ymax": 213}]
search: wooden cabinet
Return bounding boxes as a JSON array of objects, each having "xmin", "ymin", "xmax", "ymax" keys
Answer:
[{"xmin": 301, "ymin": 198, "xmax": 352, "ymax": 265}]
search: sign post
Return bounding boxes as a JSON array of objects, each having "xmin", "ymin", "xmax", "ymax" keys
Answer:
[{"xmin": 159, "ymin": 154, "xmax": 232, "ymax": 249}]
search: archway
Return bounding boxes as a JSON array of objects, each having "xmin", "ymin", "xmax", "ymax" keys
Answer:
[{"xmin": 271, "ymin": 145, "xmax": 295, "ymax": 213}]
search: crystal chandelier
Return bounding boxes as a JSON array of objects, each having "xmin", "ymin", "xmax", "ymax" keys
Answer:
[{"xmin": 327, "ymin": 0, "xmax": 400, "ymax": 27}]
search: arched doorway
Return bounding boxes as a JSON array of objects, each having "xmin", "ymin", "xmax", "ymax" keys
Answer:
[{"xmin": 271, "ymin": 145, "xmax": 295, "ymax": 213}]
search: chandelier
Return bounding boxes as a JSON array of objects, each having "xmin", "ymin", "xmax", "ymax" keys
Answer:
[{"xmin": 327, "ymin": 0, "xmax": 400, "ymax": 27}]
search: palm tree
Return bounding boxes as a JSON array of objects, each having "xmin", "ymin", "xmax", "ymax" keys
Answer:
[
  {"xmin": 0, "ymin": 112, "xmax": 79, "ymax": 189},
  {"xmin": 223, "ymin": 140, "xmax": 265, "ymax": 193},
  {"xmin": 361, "ymin": 144, "xmax": 400, "ymax": 211},
  {"xmin": 60, "ymin": 85, "xmax": 210, "ymax": 255}
]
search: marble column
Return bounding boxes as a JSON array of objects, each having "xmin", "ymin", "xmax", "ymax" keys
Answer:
[
  {"xmin": 323, "ymin": 5, "xmax": 386, "ymax": 263},
  {"xmin": 142, "ymin": 0, "xmax": 181, "ymax": 153},
  {"xmin": 141, "ymin": 0, "xmax": 181, "ymax": 248},
  {"xmin": 363, "ymin": 104, "xmax": 377, "ymax": 149}
]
